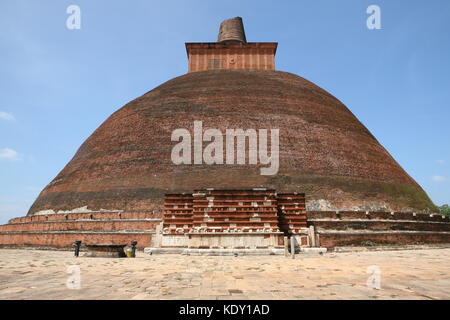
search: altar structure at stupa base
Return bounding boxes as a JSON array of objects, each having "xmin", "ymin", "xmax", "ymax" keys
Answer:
[{"xmin": 155, "ymin": 188, "xmax": 309, "ymax": 252}]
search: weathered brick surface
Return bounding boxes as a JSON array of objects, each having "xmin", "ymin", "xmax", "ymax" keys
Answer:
[
  {"xmin": 307, "ymin": 210, "xmax": 450, "ymax": 247},
  {"xmin": 26, "ymin": 70, "xmax": 435, "ymax": 216},
  {"xmin": 312, "ymin": 220, "xmax": 450, "ymax": 232},
  {"xmin": 307, "ymin": 211, "xmax": 450, "ymax": 222},
  {"xmin": 0, "ymin": 220, "xmax": 159, "ymax": 232},
  {"xmin": 191, "ymin": 189, "xmax": 280, "ymax": 233},
  {"xmin": 0, "ymin": 232, "xmax": 153, "ymax": 248},
  {"xmin": 277, "ymin": 193, "xmax": 307, "ymax": 234},
  {"xmin": 161, "ymin": 189, "xmax": 306, "ymax": 235},
  {"xmin": 0, "ymin": 212, "xmax": 161, "ymax": 249},
  {"xmin": 319, "ymin": 232, "xmax": 450, "ymax": 248},
  {"xmin": 121, "ymin": 211, "xmax": 157, "ymax": 219},
  {"xmin": 9, "ymin": 217, "xmax": 30, "ymax": 224},
  {"xmin": 217, "ymin": 17, "xmax": 247, "ymax": 43},
  {"xmin": 162, "ymin": 193, "xmax": 194, "ymax": 234},
  {"xmin": 186, "ymin": 43, "xmax": 277, "ymax": 72}
]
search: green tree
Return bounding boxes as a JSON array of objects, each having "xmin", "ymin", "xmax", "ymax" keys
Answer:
[{"xmin": 438, "ymin": 204, "xmax": 450, "ymax": 216}]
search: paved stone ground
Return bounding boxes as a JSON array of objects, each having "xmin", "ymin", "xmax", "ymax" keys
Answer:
[{"xmin": 0, "ymin": 248, "xmax": 449, "ymax": 299}]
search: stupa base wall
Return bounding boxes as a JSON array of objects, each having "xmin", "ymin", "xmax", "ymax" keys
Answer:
[
  {"xmin": 307, "ymin": 210, "xmax": 450, "ymax": 248},
  {"xmin": 0, "ymin": 231, "xmax": 155, "ymax": 249},
  {"xmin": 319, "ymin": 231, "xmax": 450, "ymax": 248},
  {"xmin": 1, "ymin": 209, "xmax": 449, "ymax": 250},
  {"xmin": 0, "ymin": 212, "xmax": 160, "ymax": 249},
  {"xmin": 160, "ymin": 234, "xmax": 188, "ymax": 247}
]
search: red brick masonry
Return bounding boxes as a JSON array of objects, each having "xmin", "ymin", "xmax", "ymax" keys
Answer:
[
  {"xmin": 307, "ymin": 211, "xmax": 450, "ymax": 248},
  {"xmin": 0, "ymin": 211, "xmax": 160, "ymax": 249},
  {"xmin": 1, "ymin": 208, "xmax": 449, "ymax": 249},
  {"xmin": 26, "ymin": 70, "xmax": 436, "ymax": 216},
  {"xmin": 186, "ymin": 42, "xmax": 277, "ymax": 72},
  {"xmin": 162, "ymin": 189, "xmax": 307, "ymax": 235}
]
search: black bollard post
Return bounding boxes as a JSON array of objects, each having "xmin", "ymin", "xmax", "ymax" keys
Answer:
[
  {"xmin": 131, "ymin": 241, "xmax": 137, "ymax": 258},
  {"xmin": 74, "ymin": 240, "xmax": 81, "ymax": 257}
]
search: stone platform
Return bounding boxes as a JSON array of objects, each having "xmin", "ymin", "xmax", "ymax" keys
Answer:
[
  {"xmin": 144, "ymin": 247, "xmax": 327, "ymax": 256},
  {"xmin": 144, "ymin": 247, "xmax": 285, "ymax": 256},
  {"xmin": 1, "ymin": 247, "xmax": 449, "ymax": 299}
]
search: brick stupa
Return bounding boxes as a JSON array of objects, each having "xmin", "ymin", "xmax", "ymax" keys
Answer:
[{"xmin": 1, "ymin": 17, "xmax": 448, "ymax": 250}]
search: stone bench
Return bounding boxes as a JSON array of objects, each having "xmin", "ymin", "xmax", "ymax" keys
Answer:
[{"xmin": 84, "ymin": 244, "xmax": 127, "ymax": 258}]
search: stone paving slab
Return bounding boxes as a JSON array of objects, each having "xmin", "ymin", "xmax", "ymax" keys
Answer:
[{"xmin": 0, "ymin": 248, "xmax": 449, "ymax": 299}]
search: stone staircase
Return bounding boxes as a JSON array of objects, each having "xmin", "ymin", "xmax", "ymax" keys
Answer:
[{"xmin": 277, "ymin": 193, "xmax": 307, "ymax": 235}]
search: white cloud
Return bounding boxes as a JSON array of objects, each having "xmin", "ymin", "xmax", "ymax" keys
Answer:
[
  {"xmin": 431, "ymin": 175, "xmax": 447, "ymax": 182},
  {"xmin": 0, "ymin": 148, "xmax": 21, "ymax": 161},
  {"xmin": 436, "ymin": 160, "xmax": 445, "ymax": 164},
  {"xmin": 0, "ymin": 111, "xmax": 15, "ymax": 121}
]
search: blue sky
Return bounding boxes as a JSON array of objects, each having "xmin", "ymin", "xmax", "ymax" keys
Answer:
[{"xmin": 0, "ymin": 0, "xmax": 449, "ymax": 224}]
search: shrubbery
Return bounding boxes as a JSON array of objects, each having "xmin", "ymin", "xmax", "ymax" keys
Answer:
[{"xmin": 438, "ymin": 204, "xmax": 450, "ymax": 216}]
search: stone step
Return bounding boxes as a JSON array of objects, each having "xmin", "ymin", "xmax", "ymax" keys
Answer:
[
  {"xmin": 8, "ymin": 211, "xmax": 158, "ymax": 224},
  {"xmin": 310, "ymin": 219, "xmax": 450, "ymax": 232},
  {"xmin": 307, "ymin": 211, "xmax": 447, "ymax": 222},
  {"xmin": 0, "ymin": 219, "xmax": 160, "ymax": 232}
]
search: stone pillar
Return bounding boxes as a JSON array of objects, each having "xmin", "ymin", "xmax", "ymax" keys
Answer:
[
  {"xmin": 309, "ymin": 226, "xmax": 316, "ymax": 247},
  {"xmin": 290, "ymin": 236, "xmax": 295, "ymax": 259},
  {"xmin": 284, "ymin": 236, "xmax": 288, "ymax": 257},
  {"xmin": 217, "ymin": 17, "xmax": 247, "ymax": 43}
]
